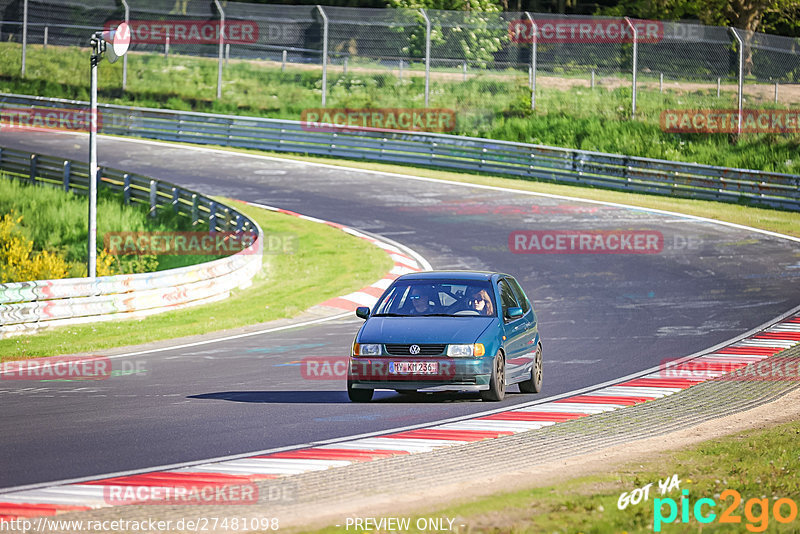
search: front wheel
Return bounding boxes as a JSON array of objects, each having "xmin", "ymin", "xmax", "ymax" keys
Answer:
[
  {"xmin": 518, "ymin": 343, "xmax": 543, "ymax": 394},
  {"xmin": 480, "ymin": 351, "xmax": 506, "ymax": 402},
  {"xmin": 347, "ymin": 380, "xmax": 373, "ymax": 402}
]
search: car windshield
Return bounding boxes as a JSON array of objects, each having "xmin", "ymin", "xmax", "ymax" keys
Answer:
[{"xmin": 373, "ymin": 279, "xmax": 497, "ymax": 317}]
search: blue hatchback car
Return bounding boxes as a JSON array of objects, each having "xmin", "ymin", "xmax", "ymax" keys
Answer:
[{"xmin": 348, "ymin": 271, "xmax": 542, "ymax": 402}]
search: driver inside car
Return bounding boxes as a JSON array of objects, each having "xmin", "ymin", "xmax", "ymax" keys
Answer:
[{"xmin": 407, "ymin": 285, "xmax": 436, "ymax": 315}]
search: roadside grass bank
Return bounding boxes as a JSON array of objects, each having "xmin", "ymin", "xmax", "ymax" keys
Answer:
[
  {"xmin": 169, "ymin": 145, "xmax": 800, "ymax": 239},
  {"xmin": 303, "ymin": 418, "xmax": 800, "ymax": 533},
  {"xmin": 0, "ymin": 175, "xmax": 208, "ymax": 279},
  {"xmin": 2, "ymin": 43, "xmax": 799, "ymax": 174},
  {"xmin": 0, "ymin": 199, "xmax": 393, "ymax": 360}
]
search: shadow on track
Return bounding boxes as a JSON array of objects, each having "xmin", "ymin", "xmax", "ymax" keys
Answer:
[{"xmin": 188, "ymin": 390, "xmax": 488, "ymax": 404}]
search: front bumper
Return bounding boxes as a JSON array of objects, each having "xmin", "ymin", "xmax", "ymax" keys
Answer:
[{"xmin": 348, "ymin": 356, "xmax": 491, "ymax": 391}]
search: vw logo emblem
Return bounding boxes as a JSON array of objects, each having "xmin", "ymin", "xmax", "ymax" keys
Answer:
[{"xmin": 409, "ymin": 344, "xmax": 421, "ymax": 355}]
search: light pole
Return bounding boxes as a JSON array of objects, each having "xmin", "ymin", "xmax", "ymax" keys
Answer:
[{"xmin": 88, "ymin": 23, "xmax": 129, "ymax": 278}]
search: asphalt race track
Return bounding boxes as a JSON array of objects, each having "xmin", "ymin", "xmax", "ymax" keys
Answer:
[{"xmin": 1, "ymin": 130, "xmax": 798, "ymax": 490}]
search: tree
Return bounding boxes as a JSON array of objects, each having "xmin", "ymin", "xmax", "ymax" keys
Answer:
[{"xmin": 388, "ymin": 0, "xmax": 506, "ymax": 67}]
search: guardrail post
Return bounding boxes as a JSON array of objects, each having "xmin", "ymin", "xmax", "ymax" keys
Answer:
[
  {"xmin": 29, "ymin": 154, "xmax": 37, "ymax": 185},
  {"xmin": 209, "ymin": 201, "xmax": 218, "ymax": 231},
  {"xmin": 123, "ymin": 174, "xmax": 131, "ymax": 204},
  {"xmin": 624, "ymin": 17, "xmax": 637, "ymax": 118},
  {"xmin": 235, "ymin": 214, "xmax": 243, "ymax": 233},
  {"xmin": 171, "ymin": 187, "xmax": 179, "ymax": 212},
  {"xmin": 317, "ymin": 5, "xmax": 329, "ymax": 107},
  {"xmin": 63, "ymin": 160, "xmax": 71, "ymax": 191},
  {"xmin": 191, "ymin": 194, "xmax": 199, "ymax": 225},
  {"xmin": 149, "ymin": 180, "xmax": 157, "ymax": 217},
  {"xmin": 96, "ymin": 167, "xmax": 102, "ymax": 190},
  {"xmin": 420, "ymin": 8, "xmax": 431, "ymax": 107},
  {"xmin": 525, "ymin": 12, "xmax": 537, "ymax": 111},
  {"xmin": 214, "ymin": 0, "xmax": 225, "ymax": 100}
]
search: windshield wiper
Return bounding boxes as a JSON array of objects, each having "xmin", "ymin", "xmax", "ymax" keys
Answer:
[
  {"xmin": 418, "ymin": 313, "xmax": 456, "ymax": 317},
  {"xmin": 372, "ymin": 313, "xmax": 408, "ymax": 317}
]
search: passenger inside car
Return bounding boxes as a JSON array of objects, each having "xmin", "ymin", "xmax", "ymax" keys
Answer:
[{"xmin": 467, "ymin": 289, "xmax": 495, "ymax": 316}]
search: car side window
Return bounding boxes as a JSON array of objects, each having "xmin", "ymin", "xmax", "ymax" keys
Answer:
[
  {"xmin": 498, "ymin": 279, "xmax": 520, "ymax": 319},
  {"xmin": 508, "ymin": 278, "xmax": 531, "ymax": 314}
]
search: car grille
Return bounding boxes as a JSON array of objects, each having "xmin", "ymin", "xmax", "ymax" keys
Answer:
[{"xmin": 384, "ymin": 344, "xmax": 446, "ymax": 356}]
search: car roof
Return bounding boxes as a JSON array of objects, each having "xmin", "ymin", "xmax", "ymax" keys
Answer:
[{"xmin": 396, "ymin": 271, "xmax": 507, "ymax": 282}]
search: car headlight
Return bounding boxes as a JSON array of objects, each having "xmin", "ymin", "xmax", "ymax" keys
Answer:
[
  {"xmin": 447, "ymin": 343, "xmax": 485, "ymax": 357},
  {"xmin": 353, "ymin": 343, "xmax": 382, "ymax": 356}
]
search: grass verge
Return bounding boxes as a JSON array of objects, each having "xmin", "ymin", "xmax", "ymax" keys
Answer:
[
  {"xmin": 0, "ymin": 175, "xmax": 209, "ymax": 278},
  {"xmin": 0, "ymin": 199, "xmax": 393, "ymax": 360},
  {"xmin": 302, "ymin": 419, "xmax": 800, "ymax": 533}
]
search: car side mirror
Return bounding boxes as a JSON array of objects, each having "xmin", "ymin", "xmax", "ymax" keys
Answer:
[
  {"xmin": 355, "ymin": 306, "xmax": 370, "ymax": 320},
  {"xmin": 506, "ymin": 307, "xmax": 523, "ymax": 320}
]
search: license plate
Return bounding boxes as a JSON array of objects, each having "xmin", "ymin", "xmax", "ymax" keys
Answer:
[{"xmin": 389, "ymin": 361, "xmax": 438, "ymax": 374}]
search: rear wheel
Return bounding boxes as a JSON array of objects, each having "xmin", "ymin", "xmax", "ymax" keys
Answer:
[
  {"xmin": 480, "ymin": 351, "xmax": 506, "ymax": 402},
  {"xmin": 518, "ymin": 343, "xmax": 543, "ymax": 394},
  {"xmin": 347, "ymin": 380, "xmax": 373, "ymax": 402}
]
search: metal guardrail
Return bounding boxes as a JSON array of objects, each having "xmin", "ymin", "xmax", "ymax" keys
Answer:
[
  {"xmin": 1, "ymin": 92, "xmax": 799, "ymax": 211},
  {"xmin": 0, "ymin": 145, "xmax": 263, "ymax": 338}
]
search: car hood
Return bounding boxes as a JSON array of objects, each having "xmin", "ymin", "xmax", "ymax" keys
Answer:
[{"xmin": 359, "ymin": 316, "xmax": 496, "ymax": 344}]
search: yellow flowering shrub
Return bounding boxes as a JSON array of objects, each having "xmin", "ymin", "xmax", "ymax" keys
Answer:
[{"xmin": 0, "ymin": 212, "xmax": 71, "ymax": 282}]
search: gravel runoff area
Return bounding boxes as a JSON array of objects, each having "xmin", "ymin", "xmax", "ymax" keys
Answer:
[{"xmin": 26, "ymin": 344, "xmax": 800, "ymax": 533}]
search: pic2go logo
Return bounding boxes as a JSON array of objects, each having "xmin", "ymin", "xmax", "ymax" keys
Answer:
[{"xmin": 654, "ymin": 489, "xmax": 799, "ymax": 532}]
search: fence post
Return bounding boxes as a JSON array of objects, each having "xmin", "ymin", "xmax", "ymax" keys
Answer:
[
  {"xmin": 343, "ymin": 56, "xmax": 348, "ymax": 75},
  {"xmin": 165, "ymin": 28, "xmax": 170, "ymax": 57},
  {"xmin": 121, "ymin": 0, "xmax": 129, "ymax": 91},
  {"xmin": 399, "ymin": 59, "xmax": 403, "ymax": 80},
  {"xmin": 317, "ymin": 5, "xmax": 329, "ymax": 107},
  {"xmin": 29, "ymin": 154, "xmax": 37, "ymax": 185},
  {"xmin": 591, "ymin": 70, "xmax": 595, "ymax": 89},
  {"xmin": 717, "ymin": 77, "xmax": 720, "ymax": 97},
  {"xmin": 214, "ymin": 0, "xmax": 225, "ymax": 100},
  {"xmin": 63, "ymin": 160, "xmax": 71, "ymax": 191},
  {"xmin": 123, "ymin": 173, "xmax": 131, "ymax": 204},
  {"xmin": 21, "ymin": 0, "xmax": 28, "ymax": 77},
  {"xmin": 209, "ymin": 201, "xmax": 218, "ymax": 231},
  {"xmin": 729, "ymin": 27, "xmax": 743, "ymax": 136},
  {"xmin": 192, "ymin": 194, "xmax": 199, "ymax": 225},
  {"xmin": 659, "ymin": 72, "xmax": 663, "ymax": 93},
  {"xmin": 774, "ymin": 82, "xmax": 778, "ymax": 103},
  {"xmin": 525, "ymin": 12, "xmax": 537, "ymax": 110},
  {"xmin": 282, "ymin": 49, "xmax": 287, "ymax": 72},
  {"xmin": 420, "ymin": 8, "xmax": 431, "ymax": 107},
  {"xmin": 43, "ymin": 26, "xmax": 47, "ymax": 49},
  {"xmin": 624, "ymin": 17, "xmax": 637, "ymax": 118},
  {"xmin": 149, "ymin": 180, "xmax": 157, "ymax": 217}
]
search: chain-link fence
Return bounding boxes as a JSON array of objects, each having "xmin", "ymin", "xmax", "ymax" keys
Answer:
[{"xmin": 1, "ymin": 0, "xmax": 799, "ymax": 134}]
